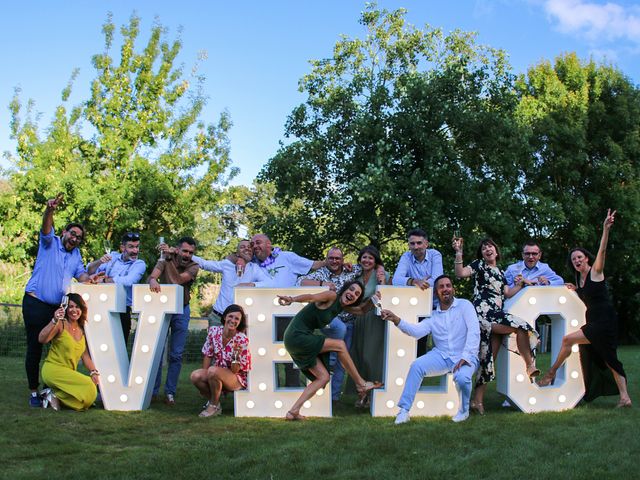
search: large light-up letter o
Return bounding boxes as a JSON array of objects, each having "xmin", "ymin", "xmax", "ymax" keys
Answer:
[
  {"xmin": 233, "ymin": 287, "xmax": 332, "ymax": 417},
  {"xmin": 498, "ymin": 286, "xmax": 586, "ymax": 412},
  {"xmin": 70, "ymin": 283, "xmax": 183, "ymax": 411},
  {"xmin": 372, "ymin": 286, "xmax": 460, "ymax": 418}
]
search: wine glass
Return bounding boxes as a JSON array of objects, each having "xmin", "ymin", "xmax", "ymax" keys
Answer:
[{"xmin": 103, "ymin": 239, "xmax": 112, "ymax": 255}]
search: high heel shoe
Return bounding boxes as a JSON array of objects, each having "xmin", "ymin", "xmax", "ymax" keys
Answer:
[
  {"xmin": 470, "ymin": 400, "xmax": 484, "ymax": 415},
  {"xmin": 536, "ymin": 371, "xmax": 556, "ymax": 387},
  {"xmin": 527, "ymin": 363, "xmax": 540, "ymax": 380}
]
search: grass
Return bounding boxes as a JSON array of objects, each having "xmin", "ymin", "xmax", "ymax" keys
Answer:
[{"xmin": 2, "ymin": 348, "xmax": 639, "ymax": 480}]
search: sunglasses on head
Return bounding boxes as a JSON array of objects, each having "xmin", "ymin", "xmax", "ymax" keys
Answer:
[{"xmin": 122, "ymin": 232, "xmax": 140, "ymax": 242}]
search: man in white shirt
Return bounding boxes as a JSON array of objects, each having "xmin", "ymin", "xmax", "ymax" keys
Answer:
[
  {"xmin": 382, "ymin": 275, "xmax": 480, "ymax": 424},
  {"xmin": 238, "ymin": 233, "xmax": 326, "ymax": 386},
  {"xmin": 191, "ymin": 239, "xmax": 254, "ymax": 323},
  {"xmin": 239, "ymin": 234, "xmax": 325, "ymax": 287}
]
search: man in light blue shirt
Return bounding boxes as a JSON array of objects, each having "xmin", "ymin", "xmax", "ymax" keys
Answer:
[
  {"xmin": 504, "ymin": 241, "xmax": 564, "ymax": 288},
  {"xmin": 87, "ymin": 232, "xmax": 147, "ymax": 344},
  {"xmin": 22, "ymin": 194, "xmax": 89, "ymax": 406},
  {"xmin": 392, "ymin": 228, "xmax": 443, "ymax": 290},
  {"xmin": 382, "ymin": 275, "xmax": 480, "ymax": 424}
]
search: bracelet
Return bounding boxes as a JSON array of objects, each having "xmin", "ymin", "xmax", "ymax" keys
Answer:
[
  {"xmin": 51, "ymin": 317, "xmax": 58, "ymax": 325},
  {"xmin": 89, "ymin": 370, "xmax": 99, "ymax": 376}
]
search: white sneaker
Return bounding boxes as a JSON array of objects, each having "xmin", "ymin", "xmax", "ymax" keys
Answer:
[
  {"xmin": 452, "ymin": 411, "xmax": 469, "ymax": 423},
  {"xmin": 394, "ymin": 409, "xmax": 410, "ymax": 425}
]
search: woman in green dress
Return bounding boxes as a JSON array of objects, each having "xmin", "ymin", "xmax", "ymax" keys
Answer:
[
  {"xmin": 279, "ymin": 280, "xmax": 383, "ymax": 420},
  {"xmin": 348, "ymin": 245, "xmax": 390, "ymax": 406},
  {"xmin": 38, "ymin": 293, "xmax": 99, "ymax": 411}
]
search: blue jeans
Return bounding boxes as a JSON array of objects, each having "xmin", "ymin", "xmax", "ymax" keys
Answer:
[
  {"xmin": 322, "ymin": 317, "xmax": 353, "ymax": 401},
  {"xmin": 154, "ymin": 305, "xmax": 190, "ymax": 396},
  {"xmin": 398, "ymin": 350, "xmax": 478, "ymax": 416}
]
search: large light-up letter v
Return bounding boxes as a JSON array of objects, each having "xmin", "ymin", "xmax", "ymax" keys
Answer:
[
  {"xmin": 372, "ymin": 286, "xmax": 462, "ymax": 418},
  {"xmin": 70, "ymin": 283, "xmax": 183, "ymax": 411}
]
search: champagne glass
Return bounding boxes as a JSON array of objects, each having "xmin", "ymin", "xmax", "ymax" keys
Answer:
[
  {"xmin": 159, "ymin": 236, "xmax": 165, "ymax": 260},
  {"xmin": 60, "ymin": 294, "xmax": 69, "ymax": 311},
  {"xmin": 103, "ymin": 239, "xmax": 112, "ymax": 255}
]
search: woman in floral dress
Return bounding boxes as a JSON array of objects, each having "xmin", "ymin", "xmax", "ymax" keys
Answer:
[
  {"xmin": 190, "ymin": 304, "xmax": 251, "ymax": 417},
  {"xmin": 453, "ymin": 237, "xmax": 539, "ymax": 414}
]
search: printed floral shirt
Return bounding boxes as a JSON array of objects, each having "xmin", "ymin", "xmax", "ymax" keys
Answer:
[
  {"xmin": 296, "ymin": 265, "xmax": 363, "ymax": 322},
  {"xmin": 201, "ymin": 326, "xmax": 251, "ymax": 387}
]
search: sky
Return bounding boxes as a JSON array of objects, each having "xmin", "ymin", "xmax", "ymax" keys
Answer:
[{"xmin": 1, "ymin": 0, "xmax": 639, "ymax": 187}]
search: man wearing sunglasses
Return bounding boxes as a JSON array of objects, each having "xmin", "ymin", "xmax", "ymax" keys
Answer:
[
  {"xmin": 23, "ymin": 194, "xmax": 90, "ymax": 407},
  {"xmin": 504, "ymin": 240, "xmax": 563, "ymax": 288},
  {"xmin": 87, "ymin": 232, "xmax": 147, "ymax": 344}
]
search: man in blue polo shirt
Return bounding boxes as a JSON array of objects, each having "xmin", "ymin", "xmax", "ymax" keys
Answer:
[
  {"xmin": 504, "ymin": 240, "xmax": 564, "ymax": 288},
  {"xmin": 87, "ymin": 232, "xmax": 147, "ymax": 345},
  {"xmin": 392, "ymin": 228, "xmax": 443, "ymax": 290},
  {"xmin": 23, "ymin": 194, "xmax": 89, "ymax": 407}
]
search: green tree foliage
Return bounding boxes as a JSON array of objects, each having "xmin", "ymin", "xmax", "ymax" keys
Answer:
[
  {"xmin": 258, "ymin": 6, "xmax": 528, "ymax": 264},
  {"xmin": 515, "ymin": 53, "xmax": 640, "ymax": 340},
  {"xmin": 1, "ymin": 14, "xmax": 237, "ymax": 270}
]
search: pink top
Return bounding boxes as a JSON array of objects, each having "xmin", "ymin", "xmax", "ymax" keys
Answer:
[{"xmin": 201, "ymin": 326, "xmax": 251, "ymax": 388}]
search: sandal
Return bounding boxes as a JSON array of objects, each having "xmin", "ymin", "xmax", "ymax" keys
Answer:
[
  {"xmin": 527, "ymin": 363, "xmax": 541, "ymax": 380},
  {"xmin": 470, "ymin": 400, "xmax": 484, "ymax": 415},
  {"xmin": 285, "ymin": 411, "xmax": 306, "ymax": 421},
  {"xmin": 354, "ymin": 395, "xmax": 371, "ymax": 409},
  {"xmin": 357, "ymin": 381, "xmax": 383, "ymax": 397},
  {"xmin": 536, "ymin": 371, "xmax": 556, "ymax": 387},
  {"xmin": 198, "ymin": 403, "xmax": 221, "ymax": 418}
]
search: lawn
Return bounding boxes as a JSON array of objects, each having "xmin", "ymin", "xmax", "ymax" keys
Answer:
[{"xmin": 2, "ymin": 348, "xmax": 639, "ymax": 480}]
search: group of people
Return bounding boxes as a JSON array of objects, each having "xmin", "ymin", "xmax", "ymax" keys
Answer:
[{"xmin": 22, "ymin": 195, "xmax": 631, "ymax": 421}]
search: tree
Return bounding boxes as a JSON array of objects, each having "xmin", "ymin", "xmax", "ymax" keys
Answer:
[
  {"xmin": 1, "ymin": 14, "xmax": 237, "ymax": 272},
  {"xmin": 515, "ymin": 53, "xmax": 640, "ymax": 340},
  {"xmin": 258, "ymin": 6, "xmax": 528, "ymax": 265}
]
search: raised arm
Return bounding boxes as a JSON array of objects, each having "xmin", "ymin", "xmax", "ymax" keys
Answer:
[
  {"xmin": 42, "ymin": 193, "xmax": 63, "ymax": 236},
  {"xmin": 592, "ymin": 209, "xmax": 615, "ymax": 278},
  {"xmin": 452, "ymin": 237, "xmax": 473, "ymax": 278},
  {"xmin": 38, "ymin": 308, "xmax": 65, "ymax": 344},
  {"xmin": 277, "ymin": 290, "xmax": 337, "ymax": 306}
]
